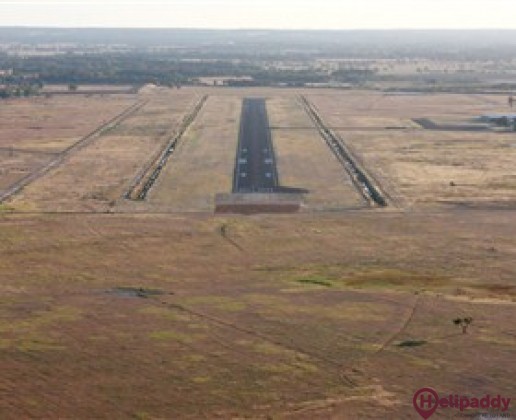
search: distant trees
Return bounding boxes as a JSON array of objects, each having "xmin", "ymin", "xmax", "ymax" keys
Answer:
[
  {"xmin": 0, "ymin": 82, "xmax": 41, "ymax": 98},
  {"xmin": 1, "ymin": 52, "xmax": 373, "ymax": 87},
  {"xmin": 331, "ymin": 68, "xmax": 376, "ymax": 83},
  {"xmin": 0, "ymin": 67, "xmax": 43, "ymax": 98}
]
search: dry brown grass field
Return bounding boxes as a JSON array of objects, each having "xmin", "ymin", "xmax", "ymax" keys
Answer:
[
  {"xmin": 1, "ymin": 87, "xmax": 515, "ymax": 419},
  {"xmin": 146, "ymin": 95, "xmax": 241, "ymax": 211},
  {"xmin": 0, "ymin": 95, "xmax": 137, "ymax": 153},
  {"xmin": 7, "ymin": 91, "xmax": 198, "ymax": 212},
  {"xmin": 268, "ymin": 96, "xmax": 366, "ymax": 210},
  {"xmin": 310, "ymin": 91, "xmax": 516, "ymax": 208},
  {"xmin": 0, "ymin": 95, "xmax": 136, "ymax": 198}
]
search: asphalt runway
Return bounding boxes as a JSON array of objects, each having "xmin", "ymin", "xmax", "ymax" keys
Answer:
[{"xmin": 233, "ymin": 98, "xmax": 279, "ymax": 193}]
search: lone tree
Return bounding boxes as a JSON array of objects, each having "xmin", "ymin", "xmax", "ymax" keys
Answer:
[{"xmin": 453, "ymin": 317, "xmax": 473, "ymax": 334}]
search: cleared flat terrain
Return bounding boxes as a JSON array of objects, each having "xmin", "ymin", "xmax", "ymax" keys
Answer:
[
  {"xmin": 1, "ymin": 211, "xmax": 515, "ymax": 418},
  {"xmin": 309, "ymin": 91, "xmax": 509, "ymax": 127},
  {"xmin": 310, "ymin": 91, "xmax": 516, "ymax": 208},
  {"xmin": 268, "ymin": 96, "xmax": 366, "ymax": 210},
  {"xmin": 0, "ymin": 95, "xmax": 136, "ymax": 198},
  {"xmin": 147, "ymin": 95, "xmax": 241, "ymax": 211},
  {"xmin": 0, "ymin": 95, "xmax": 135, "ymax": 152},
  {"xmin": 336, "ymin": 129, "xmax": 516, "ymax": 208},
  {"xmin": 0, "ymin": 153, "xmax": 49, "ymax": 192},
  {"xmin": 148, "ymin": 93, "xmax": 365, "ymax": 212},
  {"xmin": 1, "ymin": 87, "xmax": 516, "ymax": 419},
  {"xmin": 7, "ymin": 91, "xmax": 197, "ymax": 212}
]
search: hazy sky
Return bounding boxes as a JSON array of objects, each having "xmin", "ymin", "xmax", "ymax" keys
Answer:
[{"xmin": 1, "ymin": 0, "xmax": 516, "ymax": 29}]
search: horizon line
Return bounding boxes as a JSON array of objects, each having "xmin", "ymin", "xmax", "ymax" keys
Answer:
[{"xmin": 2, "ymin": 25, "xmax": 516, "ymax": 31}]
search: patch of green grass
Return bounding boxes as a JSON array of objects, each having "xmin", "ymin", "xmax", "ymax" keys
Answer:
[
  {"xmin": 292, "ymin": 360, "xmax": 319, "ymax": 373},
  {"xmin": 0, "ymin": 203, "xmax": 14, "ymax": 213},
  {"xmin": 252, "ymin": 341, "xmax": 307, "ymax": 359},
  {"xmin": 0, "ymin": 305, "xmax": 81, "ymax": 352},
  {"xmin": 253, "ymin": 342, "xmax": 287, "ymax": 355},
  {"xmin": 0, "ymin": 305, "xmax": 82, "ymax": 335},
  {"xmin": 277, "ymin": 263, "xmax": 449, "ymax": 292},
  {"xmin": 184, "ymin": 354, "xmax": 207, "ymax": 363},
  {"xmin": 18, "ymin": 339, "xmax": 67, "ymax": 352},
  {"xmin": 192, "ymin": 376, "xmax": 211, "ymax": 384},
  {"xmin": 261, "ymin": 363, "xmax": 294, "ymax": 374},
  {"xmin": 89, "ymin": 335, "xmax": 109, "ymax": 342},
  {"xmin": 343, "ymin": 268, "xmax": 448, "ymax": 290},
  {"xmin": 401, "ymin": 351, "xmax": 442, "ymax": 368}
]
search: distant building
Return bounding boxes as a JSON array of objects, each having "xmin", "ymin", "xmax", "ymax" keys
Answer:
[
  {"xmin": 198, "ymin": 76, "xmax": 254, "ymax": 87},
  {"xmin": 0, "ymin": 69, "xmax": 14, "ymax": 77},
  {"xmin": 479, "ymin": 114, "xmax": 516, "ymax": 130}
]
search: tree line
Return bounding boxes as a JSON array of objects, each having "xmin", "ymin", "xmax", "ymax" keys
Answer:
[{"xmin": 0, "ymin": 52, "xmax": 378, "ymax": 88}]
